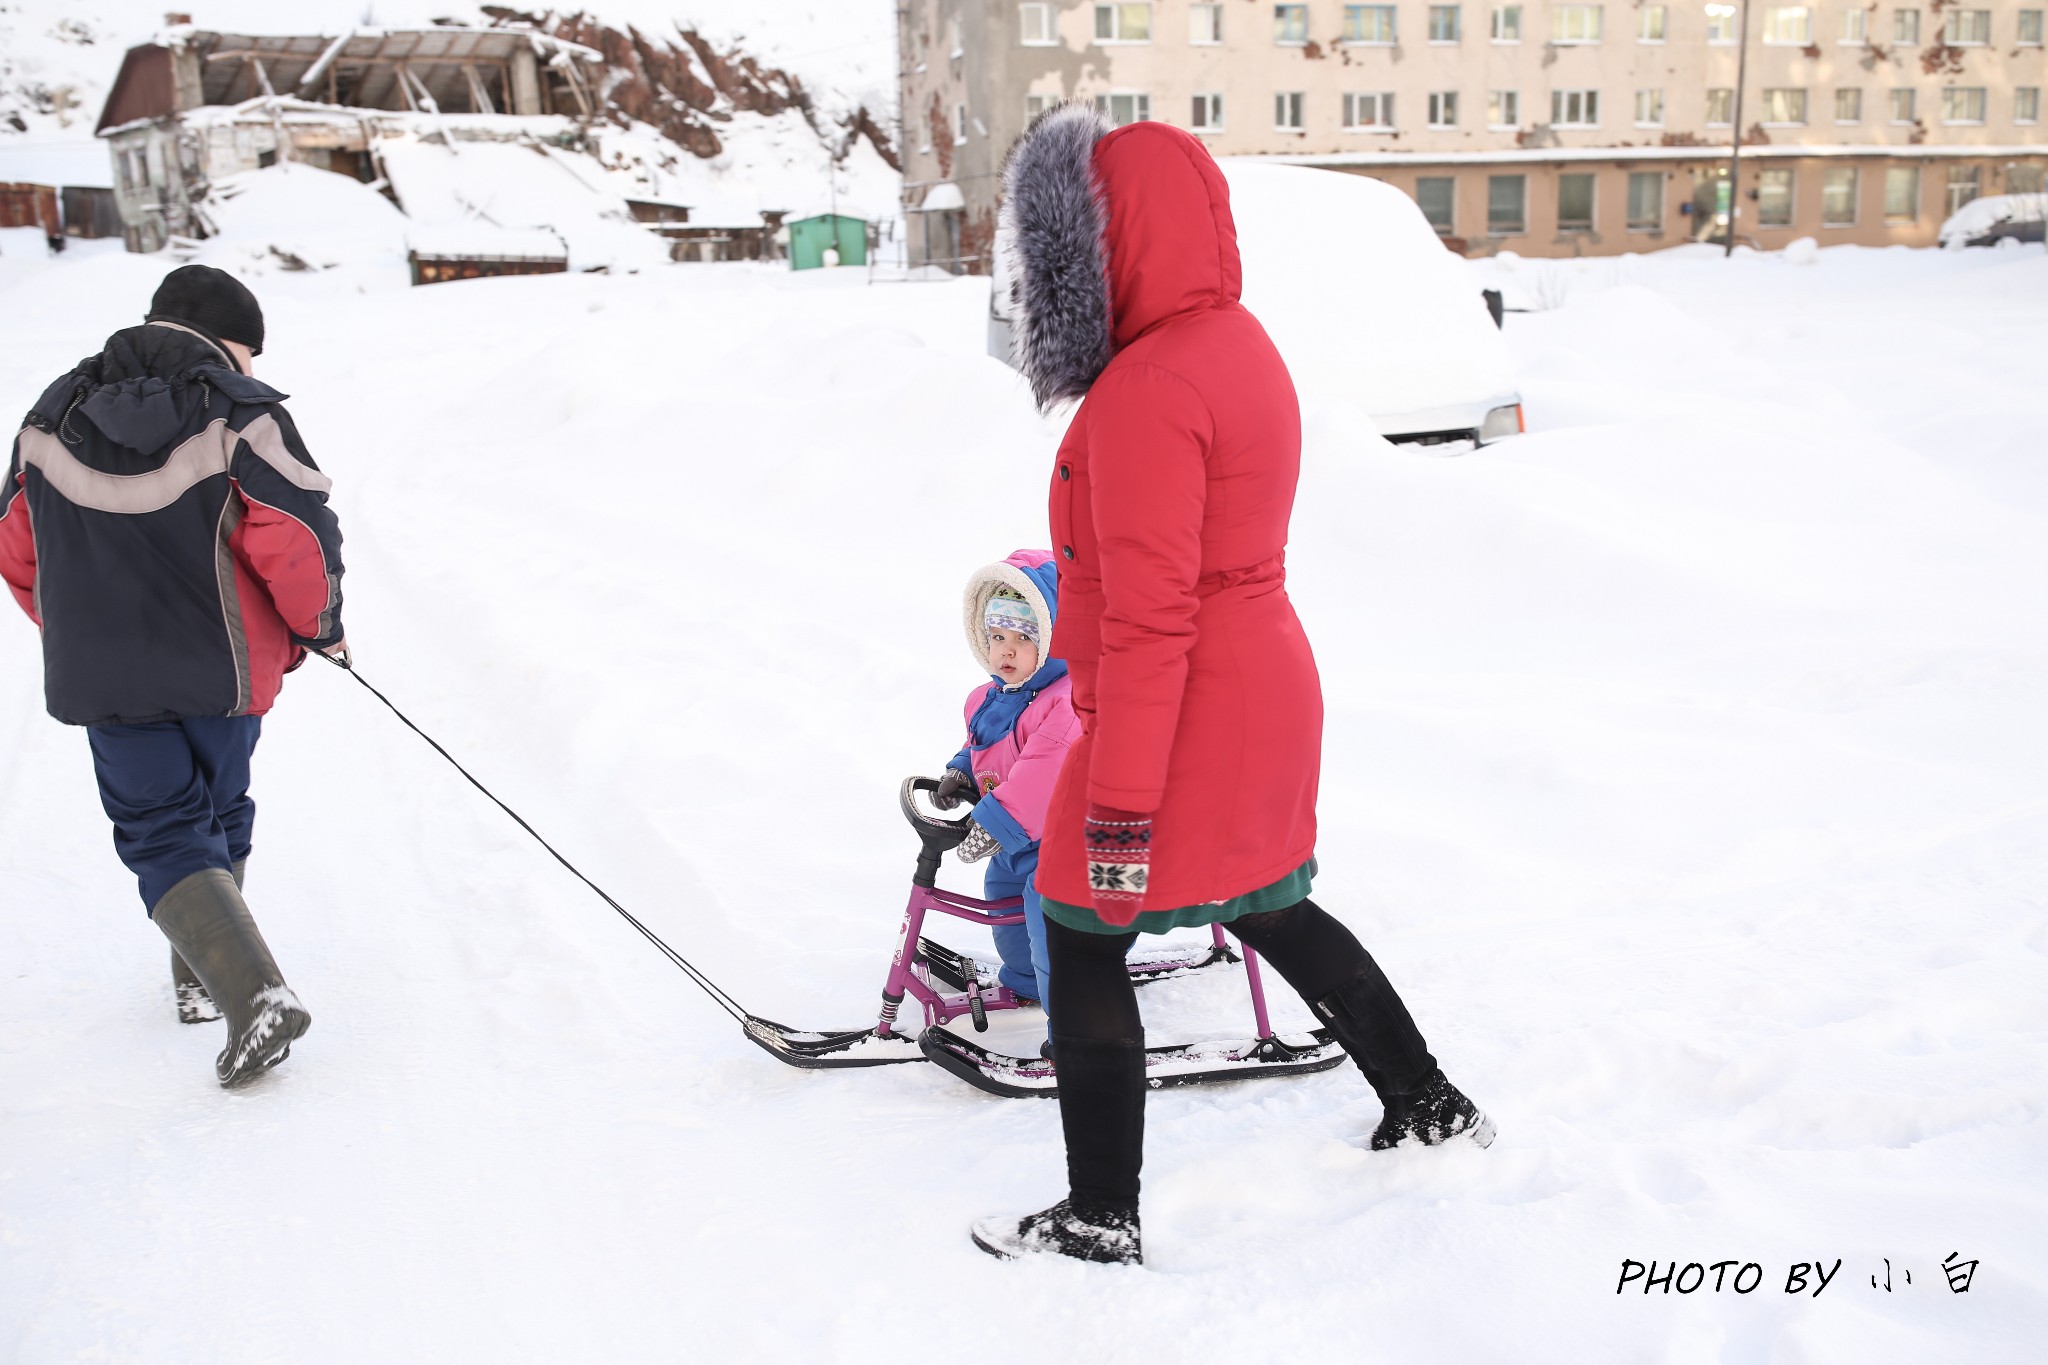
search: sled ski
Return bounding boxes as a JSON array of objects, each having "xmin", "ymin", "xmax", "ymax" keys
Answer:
[
  {"xmin": 918, "ymin": 1024, "xmax": 1347, "ymax": 1099},
  {"xmin": 743, "ymin": 1016, "xmax": 926, "ymax": 1069},
  {"xmin": 915, "ymin": 934, "xmax": 1238, "ymax": 995}
]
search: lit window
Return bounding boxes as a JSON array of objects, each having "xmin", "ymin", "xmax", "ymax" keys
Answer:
[
  {"xmin": 1094, "ymin": 3, "xmax": 1152, "ymax": 43},
  {"xmin": 1627, "ymin": 170, "xmax": 1662, "ymax": 229},
  {"xmin": 1345, "ymin": 5, "xmax": 1398, "ymax": 42},
  {"xmin": 1835, "ymin": 88, "xmax": 1863, "ymax": 122},
  {"xmin": 1191, "ymin": 92, "xmax": 1225, "ymax": 129},
  {"xmin": 1488, "ymin": 89, "xmax": 1520, "ymax": 127},
  {"xmin": 1944, "ymin": 9, "xmax": 1989, "ymax": 44},
  {"xmin": 1429, "ymin": 5, "xmax": 1463, "ymax": 41},
  {"xmin": 1488, "ymin": 174, "xmax": 1526, "ymax": 233},
  {"xmin": 1821, "ymin": 167, "xmax": 1858, "ymax": 225},
  {"xmin": 1761, "ymin": 7, "xmax": 1812, "ymax": 44},
  {"xmin": 1416, "ymin": 176, "xmax": 1456, "ymax": 233},
  {"xmin": 1551, "ymin": 5, "xmax": 1604, "ymax": 42},
  {"xmin": 1706, "ymin": 87, "xmax": 1734, "ymax": 124},
  {"xmin": 1428, "ymin": 90, "xmax": 1459, "ymax": 125},
  {"xmin": 1889, "ymin": 88, "xmax": 1917, "ymax": 122},
  {"xmin": 1275, "ymin": 4, "xmax": 1309, "ymax": 44},
  {"xmin": 1093, "ymin": 91, "xmax": 1152, "ymax": 125},
  {"xmin": 1492, "ymin": 5, "xmax": 1523, "ymax": 40},
  {"xmin": 1189, "ymin": 3, "xmax": 1224, "ymax": 43},
  {"xmin": 1557, "ymin": 173, "xmax": 1595, "ymax": 231},
  {"xmin": 1893, "ymin": 9, "xmax": 1920, "ymax": 43},
  {"xmin": 1275, "ymin": 90, "xmax": 1306, "ymax": 129},
  {"xmin": 1635, "ymin": 88, "xmax": 1665, "ymax": 125},
  {"xmin": 1884, "ymin": 165, "xmax": 1919, "ymax": 220},
  {"xmin": 1941, "ymin": 87, "xmax": 1986, "ymax": 123},
  {"xmin": 1638, "ymin": 5, "xmax": 1666, "ymax": 40},
  {"xmin": 1762, "ymin": 88, "xmax": 1808, "ymax": 124},
  {"xmin": 1706, "ymin": 4, "xmax": 1739, "ymax": 42},
  {"xmin": 1551, "ymin": 88, "xmax": 1601, "ymax": 126},
  {"xmin": 1946, "ymin": 164, "xmax": 1981, "ymax": 215},
  {"xmin": 1757, "ymin": 168, "xmax": 1794, "ymax": 226},
  {"xmin": 1021, "ymin": 3, "xmax": 1057, "ymax": 45},
  {"xmin": 2018, "ymin": 87, "xmax": 2041, "ymax": 123},
  {"xmin": 1343, "ymin": 91, "xmax": 1396, "ymax": 128},
  {"xmin": 1841, "ymin": 7, "xmax": 1867, "ymax": 42}
]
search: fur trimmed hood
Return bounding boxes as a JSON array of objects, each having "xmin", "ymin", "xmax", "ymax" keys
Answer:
[
  {"xmin": 999, "ymin": 107, "xmax": 1243, "ymax": 411},
  {"xmin": 961, "ymin": 549, "xmax": 1060, "ymax": 677}
]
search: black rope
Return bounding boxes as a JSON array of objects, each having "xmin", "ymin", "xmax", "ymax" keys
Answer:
[{"xmin": 315, "ymin": 651, "xmax": 750, "ymax": 1024}]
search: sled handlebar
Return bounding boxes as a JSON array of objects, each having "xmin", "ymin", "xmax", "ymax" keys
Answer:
[{"xmin": 901, "ymin": 776, "xmax": 978, "ymax": 888}]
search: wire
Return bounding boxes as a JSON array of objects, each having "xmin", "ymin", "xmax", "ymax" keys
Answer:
[{"xmin": 316, "ymin": 652, "xmax": 750, "ymax": 1024}]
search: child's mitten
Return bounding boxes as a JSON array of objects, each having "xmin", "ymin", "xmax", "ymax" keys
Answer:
[
  {"xmin": 934, "ymin": 767, "xmax": 977, "ymax": 811},
  {"xmin": 1083, "ymin": 805, "xmax": 1153, "ymax": 922},
  {"xmin": 956, "ymin": 819, "xmax": 1001, "ymax": 864}
]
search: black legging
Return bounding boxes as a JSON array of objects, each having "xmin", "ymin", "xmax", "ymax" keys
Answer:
[{"xmin": 1047, "ymin": 897, "xmax": 1438, "ymax": 1208}]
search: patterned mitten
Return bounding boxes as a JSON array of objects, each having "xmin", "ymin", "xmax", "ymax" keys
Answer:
[
  {"xmin": 956, "ymin": 819, "xmax": 1002, "ymax": 864},
  {"xmin": 1083, "ymin": 805, "xmax": 1153, "ymax": 922}
]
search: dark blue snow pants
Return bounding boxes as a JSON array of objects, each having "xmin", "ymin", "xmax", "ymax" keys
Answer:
[{"xmin": 87, "ymin": 716, "xmax": 262, "ymax": 914}]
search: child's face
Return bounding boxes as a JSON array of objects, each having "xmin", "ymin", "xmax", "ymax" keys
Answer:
[{"xmin": 987, "ymin": 629, "xmax": 1039, "ymax": 683}]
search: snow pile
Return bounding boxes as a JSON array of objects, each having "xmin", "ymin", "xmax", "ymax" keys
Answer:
[
  {"xmin": 3, "ymin": 167, "xmax": 2045, "ymax": 1365},
  {"xmin": 187, "ymin": 164, "xmax": 414, "ymax": 286},
  {"xmin": 1938, "ymin": 192, "xmax": 2047, "ymax": 248}
]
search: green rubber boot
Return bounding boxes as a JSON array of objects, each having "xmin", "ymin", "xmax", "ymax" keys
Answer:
[
  {"xmin": 153, "ymin": 867, "xmax": 309, "ymax": 1087},
  {"xmin": 171, "ymin": 860, "xmax": 243, "ymax": 1024}
]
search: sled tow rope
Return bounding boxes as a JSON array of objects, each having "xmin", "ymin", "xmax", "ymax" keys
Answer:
[{"xmin": 316, "ymin": 651, "xmax": 749, "ymax": 1024}]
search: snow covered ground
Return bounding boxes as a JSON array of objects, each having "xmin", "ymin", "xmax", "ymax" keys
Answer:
[{"xmin": 2, "ymin": 234, "xmax": 2044, "ymax": 1362}]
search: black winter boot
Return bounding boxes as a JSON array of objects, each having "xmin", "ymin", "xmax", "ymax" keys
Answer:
[
  {"xmin": 153, "ymin": 868, "xmax": 309, "ymax": 1087},
  {"xmin": 1371, "ymin": 1068, "xmax": 1497, "ymax": 1151},
  {"xmin": 171, "ymin": 859, "xmax": 243, "ymax": 1024},
  {"xmin": 970, "ymin": 1199, "xmax": 1142, "ymax": 1265}
]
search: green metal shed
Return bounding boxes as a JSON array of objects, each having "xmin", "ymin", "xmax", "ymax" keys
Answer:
[{"xmin": 788, "ymin": 213, "xmax": 868, "ymax": 270}]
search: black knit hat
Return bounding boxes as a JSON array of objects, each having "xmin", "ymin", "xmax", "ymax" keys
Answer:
[{"xmin": 145, "ymin": 264, "xmax": 265, "ymax": 356}]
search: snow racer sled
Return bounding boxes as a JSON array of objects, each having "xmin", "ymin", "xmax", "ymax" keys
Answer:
[{"xmin": 743, "ymin": 777, "xmax": 1347, "ymax": 1097}]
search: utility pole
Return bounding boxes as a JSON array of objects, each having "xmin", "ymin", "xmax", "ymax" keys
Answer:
[{"xmin": 1724, "ymin": 0, "xmax": 1753, "ymax": 257}]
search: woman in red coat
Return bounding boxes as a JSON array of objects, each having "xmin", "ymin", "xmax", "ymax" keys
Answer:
[{"xmin": 970, "ymin": 107, "xmax": 1493, "ymax": 1266}]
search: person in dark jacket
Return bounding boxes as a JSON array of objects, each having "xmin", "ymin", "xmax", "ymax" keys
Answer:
[
  {"xmin": 968, "ymin": 107, "xmax": 1493, "ymax": 1265},
  {"xmin": 0, "ymin": 264, "xmax": 346, "ymax": 1087}
]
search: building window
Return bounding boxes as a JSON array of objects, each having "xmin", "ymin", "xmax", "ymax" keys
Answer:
[
  {"xmin": 1627, "ymin": 170, "xmax": 1663, "ymax": 229},
  {"xmin": 1706, "ymin": 3, "xmax": 1739, "ymax": 42},
  {"xmin": 1884, "ymin": 164, "xmax": 1919, "ymax": 219},
  {"xmin": 1275, "ymin": 4, "xmax": 1309, "ymax": 44},
  {"xmin": 1429, "ymin": 5, "xmax": 1463, "ymax": 41},
  {"xmin": 1893, "ymin": 9, "xmax": 1920, "ymax": 43},
  {"xmin": 1093, "ymin": 91, "xmax": 1152, "ymax": 124},
  {"xmin": 1095, "ymin": 3, "xmax": 1152, "ymax": 42},
  {"xmin": 1706, "ymin": 87, "xmax": 1734, "ymax": 124},
  {"xmin": 1428, "ymin": 90, "xmax": 1459, "ymax": 125},
  {"xmin": 1343, "ymin": 91, "xmax": 1397, "ymax": 128},
  {"xmin": 1026, "ymin": 93, "xmax": 1051, "ymax": 122},
  {"xmin": 1488, "ymin": 174, "xmax": 1527, "ymax": 233},
  {"xmin": 1189, "ymin": 2, "xmax": 1224, "ymax": 43},
  {"xmin": 1416, "ymin": 176, "xmax": 1456, "ymax": 232},
  {"xmin": 1635, "ymin": 88, "xmax": 1665, "ymax": 125},
  {"xmin": 1557, "ymin": 172, "xmax": 1596, "ymax": 231},
  {"xmin": 1944, "ymin": 9, "xmax": 1989, "ymax": 43},
  {"xmin": 1488, "ymin": 89, "xmax": 1520, "ymax": 126},
  {"xmin": 1836, "ymin": 88, "xmax": 1863, "ymax": 122},
  {"xmin": 1946, "ymin": 164, "xmax": 1981, "ymax": 214},
  {"xmin": 1757, "ymin": 168, "xmax": 1794, "ymax": 226},
  {"xmin": 1492, "ymin": 5, "xmax": 1523, "ymax": 40},
  {"xmin": 1889, "ymin": 88, "xmax": 1917, "ymax": 122},
  {"xmin": 1551, "ymin": 88, "xmax": 1601, "ymax": 126},
  {"xmin": 1941, "ymin": 87, "xmax": 1987, "ymax": 123},
  {"xmin": 2010, "ymin": 165, "xmax": 2045, "ymax": 192},
  {"xmin": 1762, "ymin": 88, "xmax": 1808, "ymax": 124},
  {"xmin": 2018, "ymin": 87, "xmax": 2041, "ymax": 123},
  {"xmin": 1021, "ymin": 3, "xmax": 1057, "ymax": 45},
  {"xmin": 1551, "ymin": 5, "xmax": 1604, "ymax": 42},
  {"xmin": 1841, "ymin": 7, "xmax": 1868, "ymax": 41},
  {"xmin": 1345, "ymin": 5, "xmax": 1399, "ymax": 42},
  {"xmin": 1761, "ymin": 6, "xmax": 1812, "ymax": 43},
  {"xmin": 1821, "ymin": 167, "xmax": 1859, "ymax": 225},
  {"xmin": 954, "ymin": 103, "xmax": 968, "ymax": 144},
  {"xmin": 2022, "ymin": 10, "xmax": 2045, "ymax": 45},
  {"xmin": 1191, "ymin": 92, "xmax": 1225, "ymax": 129},
  {"xmin": 1275, "ymin": 90, "xmax": 1307, "ymax": 129}
]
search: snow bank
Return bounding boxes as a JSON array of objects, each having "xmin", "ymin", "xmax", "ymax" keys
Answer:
[
  {"xmin": 1938, "ymin": 192, "xmax": 2047, "ymax": 247},
  {"xmin": 189, "ymin": 165, "xmax": 413, "ymax": 287}
]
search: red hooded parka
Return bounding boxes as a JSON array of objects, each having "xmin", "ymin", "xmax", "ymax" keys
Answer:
[{"xmin": 1033, "ymin": 122, "xmax": 1323, "ymax": 925}]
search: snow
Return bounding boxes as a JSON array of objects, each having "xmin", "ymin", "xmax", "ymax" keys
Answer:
[
  {"xmin": 3, "ymin": 222, "xmax": 2046, "ymax": 1360},
  {"xmin": 1938, "ymin": 193, "xmax": 2048, "ymax": 247}
]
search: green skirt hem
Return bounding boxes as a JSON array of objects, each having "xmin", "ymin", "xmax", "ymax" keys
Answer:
[{"xmin": 1040, "ymin": 858, "xmax": 1317, "ymax": 936}]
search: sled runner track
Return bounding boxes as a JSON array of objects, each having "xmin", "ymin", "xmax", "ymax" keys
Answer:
[{"xmin": 918, "ymin": 1026, "xmax": 1347, "ymax": 1099}]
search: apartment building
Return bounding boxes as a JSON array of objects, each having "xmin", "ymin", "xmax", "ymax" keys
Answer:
[{"xmin": 898, "ymin": 1, "xmax": 2047, "ymax": 261}]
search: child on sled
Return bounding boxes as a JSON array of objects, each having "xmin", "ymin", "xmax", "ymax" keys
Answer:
[{"xmin": 932, "ymin": 551, "xmax": 1078, "ymax": 1046}]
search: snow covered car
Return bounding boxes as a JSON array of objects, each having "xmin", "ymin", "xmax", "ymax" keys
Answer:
[
  {"xmin": 1938, "ymin": 193, "xmax": 2047, "ymax": 249},
  {"xmin": 989, "ymin": 160, "xmax": 1524, "ymax": 446}
]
